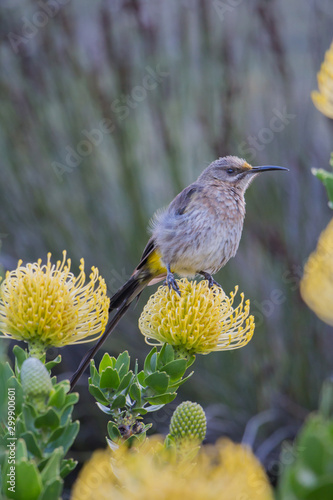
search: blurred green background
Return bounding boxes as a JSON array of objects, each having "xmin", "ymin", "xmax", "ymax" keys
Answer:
[{"xmin": 1, "ymin": 0, "xmax": 333, "ymax": 489}]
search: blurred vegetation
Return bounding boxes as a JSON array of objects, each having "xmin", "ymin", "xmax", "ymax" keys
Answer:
[{"xmin": 1, "ymin": 0, "xmax": 333, "ymax": 490}]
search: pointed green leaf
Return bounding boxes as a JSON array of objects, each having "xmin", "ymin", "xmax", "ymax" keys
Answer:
[
  {"xmin": 168, "ymin": 371, "xmax": 194, "ymax": 389},
  {"xmin": 157, "ymin": 344, "xmax": 174, "ymax": 368},
  {"xmin": 118, "ymin": 371, "xmax": 133, "ymax": 392},
  {"xmin": 8, "ymin": 460, "xmax": 42, "ymax": 500},
  {"xmin": 107, "ymin": 422, "xmax": 121, "ymax": 441},
  {"xmin": 130, "ymin": 383, "xmax": 141, "ymax": 404},
  {"xmin": 88, "ymin": 383, "xmax": 110, "ymax": 405},
  {"xmin": 63, "ymin": 392, "xmax": 79, "ymax": 408},
  {"xmin": 48, "ymin": 386, "xmax": 66, "ymax": 408},
  {"xmin": 137, "ymin": 371, "xmax": 145, "ymax": 386},
  {"xmin": 89, "ymin": 359, "xmax": 100, "ymax": 386},
  {"xmin": 16, "ymin": 438, "xmax": 28, "ymax": 461},
  {"xmin": 7, "ymin": 375, "xmax": 24, "ymax": 416},
  {"xmin": 21, "ymin": 431, "xmax": 43, "ymax": 458},
  {"xmin": 145, "ymin": 372, "xmax": 169, "ymax": 393},
  {"xmin": 145, "ymin": 404, "xmax": 165, "ymax": 412},
  {"xmin": 111, "ymin": 394, "xmax": 126, "ymax": 410},
  {"xmin": 312, "ymin": 168, "xmax": 333, "ymax": 208},
  {"xmin": 146, "ymin": 392, "xmax": 177, "ymax": 405},
  {"xmin": 100, "ymin": 367, "xmax": 120, "ymax": 390},
  {"xmin": 144, "ymin": 347, "xmax": 157, "ymax": 376},
  {"xmin": 38, "ymin": 479, "xmax": 63, "ymax": 500},
  {"xmin": 13, "ymin": 345, "xmax": 28, "ymax": 372},
  {"xmin": 40, "ymin": 447, "xmax": 62, "ymax": 483},
  {"xmin": 96, "ymin": 402, "xmax": 112, "ymax": 414},
  {"xmin": 99, "ymin": 353, "xmax": 114, "ymax": 373},
  {"xmin": 35, "ymin": 409, "xmax": 60, "ymax": 430},
  {"xmin": 60, "ymin": 458, "xmax": 77, "ymax": 479},
  {"xmin": 45, "ymin": 355, "xmax": 62, "ymax": 371},
  {"xmin": 22, "ymin": 403, "xmax": 38, "ymax": 431},
  {"xmin": 115, "ymin": 351, "xmax": 131, "ymax": 379},
  {"xmin": 48, "ymin": 426, "xmax": 65, "ymax": 444},
  {"xmin": 45, "ymin": 421, "xmax": 79, "ymax": 455},
  {"xmin": 131, "ymin": 406, "xmax": 148, "ymax": 416},
  {"xmin": 162, "ymin": 359, "xmax": 187, "ymax": 381}
]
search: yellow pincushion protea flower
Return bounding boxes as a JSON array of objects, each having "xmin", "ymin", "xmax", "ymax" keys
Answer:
[
  {"xmin": 71, "ymin": 437, "xmax": 273, "ymax": 500},
  {"xmin": 300, "ymin": 219, "xmax": 333, "ymax": 326},
  {"xmin": 138, "ymin": 278, "xmax": 254, "ymax": 355},
  {"xmin": 312, "ymin": 40, "xmax": 333, "ymax": 118},
  {"xmin": 0, "ymin": 251, "xmax": 110, "ymax": 350}
]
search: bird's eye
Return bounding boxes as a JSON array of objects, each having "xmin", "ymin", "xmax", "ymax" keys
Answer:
[{"xmin": 226, "ymin": 168, "xmax": 235, "ymax": 175}]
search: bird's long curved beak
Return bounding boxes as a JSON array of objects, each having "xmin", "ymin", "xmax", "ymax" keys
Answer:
[{"xmin": 249, "ymin": 165, "xmax": 289, "ymax": 174}]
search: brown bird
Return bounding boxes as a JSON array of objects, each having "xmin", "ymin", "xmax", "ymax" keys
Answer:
[{"xmin": 70, "ymin": 156, "xmax": 287, "ymax": 388}]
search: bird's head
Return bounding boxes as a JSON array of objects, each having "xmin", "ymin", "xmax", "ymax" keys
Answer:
[{"xmin": 198, "ymin": 156, "xmax": 288, "ymax": 192}]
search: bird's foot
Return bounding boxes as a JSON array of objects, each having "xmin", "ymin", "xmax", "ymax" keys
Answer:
[
  {"xmin": 199, "ymin": 271, "xmax": 222, "ymax": 289},
  {"xmin": 166, "ymin": 265, "xmax": 181, "ymax": 296}
]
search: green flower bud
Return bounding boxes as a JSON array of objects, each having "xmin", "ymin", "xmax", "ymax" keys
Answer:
[
  {"xmin": 21, "ymin": 357, "xmax": 53, "ymax": 399},
  {"xmin": 169, "ymin": 401, "xmax": 206, "ymax": 443}
]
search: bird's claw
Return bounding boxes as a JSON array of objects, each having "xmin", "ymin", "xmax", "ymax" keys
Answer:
[
  {"xmin": 166, "ymin": 266, "xmax": 181, "ymax": 296},
  {"xmin": 200, "ymin": 271, "xmax": 222, "ymax": 289}
]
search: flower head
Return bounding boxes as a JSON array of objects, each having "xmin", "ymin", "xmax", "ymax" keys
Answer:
[
  {"xmin": 138, "ymin": 279, "xmax": 254, "ymax": 355},
  {"xmin": 300, "ymin": 219, "xmax": 333, "ymax": 326},
  {"xmin": 169, "ymin": 401, "xmax": 206, "ymax": 443},
  {"xmin": 0, "ymin": 251, "xmax": 109, "ymax": 349},
  {"xmin": 71, "ymin": 437, "xmax": 274, "ymax": 500},
  {"xmin": 312, "ymin": 40, "xmax": 333, "ymax": 118}
]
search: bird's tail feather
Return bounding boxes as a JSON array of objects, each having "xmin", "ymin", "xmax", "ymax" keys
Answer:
[
  {"xmin": 109, "ymin": 270, "xmax": 151, "ymax": 311},
  {"xmin": 70, "ymin": 301, "xmax": 131, "ymax": 390}
]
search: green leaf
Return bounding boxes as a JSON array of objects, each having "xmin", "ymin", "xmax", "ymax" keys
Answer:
[
  {"xmin": 100, "ymin": 367, "xmax": 120, "ymax": 390},
  {"xmin": 107, "ymin": 422, "xmax": 121, "ymax": 441},
  {"xmin": 162, "ymin": 359, "xmax": 187, "ymax": 381},
  {"xmin": 35, "ymin": 409, "xmax": 60, "ymax": 430},
  {"xmin": 40, "ymin": 447, "xmax": 62, "ymax": 484},
  {"xmin": 45, "ymin": 355, "xmax": 62, "ymax": 371},
  {"xmin": 130, "ymin": 383, "xmax": 142, "ymax": 404},
  {"xmin": 115, "ymin": 351, "xmax": 131, "ymax": 379},
  {"xmin": 146, "ymin": 392, "xmax": 177, "ymax": 405},
  {"xmin": 13, "ymin": 345, "xmax": 28, "ymax": 373},
  {"xmin": 21, "ymin": 431, "xmax": 43, "ymax": 458},
  {"xmin": 137, "ymin": 371, "xmax": 146, "ymax": 386},
  {"xmin": 96, "ymin": 402, "xmax": 112, "ymax": 414},
  {"xmin": 9, "ymin": 460, "xmax": 42, "ymax": 500},
  {"xmin": 144, "ymin": 347, "xmax": 157, "ymax": 376},
  {"xmin": 89, "ymin": 360, "xmax": 100, "ymax": 386},
  {"xmin": 45, "ymin": 421, "xmax": 79, "ymax": 455},
  {"xmin": 131, "ymin": 406, "xmax": 148, "ymax": 416},
  {"xmin": 145, "ymin": 404, "xmax": 165, "ymax": 412},
  {"xmin": 118, "ymin": 371, "xmax": 134, "ymax": 392},
  {"xmin": 88, "ymin": 383, "xmax": 110, "ymax": 405},
  {"xmin": 168, "ymin": 371, "xmax": 194, "ymax": 389},
  {"xmin": 48, "ymin": 386, "xmax": 66, "ymax": 408},
  {"xmin": 111, "ymin": 394, "xmax": 126, "ymax": 410},
  {"xmin": 157, "ymin": 344, "xmax": 174, "ymax": 368},
  {"xmin": 38, "ymin": 479, "xmax": 63, "ymax": 500},
  {"xmin": 16, "ymin": 438, "xmax": 28, "ymax": 461},
  {"xmin": 48, "ymin": 426, "xmax": 66, "ymax": 444},
  {"xmin": 7, "ymin": 375, "xmax": 24, "ymax": 416},
  {"xmin": 99, "ymin": 352, "xmax": 114, "ymax": 372},
  {"xmin": 62, "ymin": 392, "xmax": 79, "ymax": 408},
  {"xmin": 60, "ymin": 458, "xmax": 77, "ymax": 479},
  {"xmin": 312, "ymin": 168, "xmax": 333, "ymax": 208},
  {"xmin": 186, "ymin": 355, "xmax": 196, "ymax": 368},
  {"xmin": 22, "ymin": 403, "xmax": 38, "ymax": 431},
  {"xmin": 145, "ymin": 372, "xmax": 169, "ymax": 393}
]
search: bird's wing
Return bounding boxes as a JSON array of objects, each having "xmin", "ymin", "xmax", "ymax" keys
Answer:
[
  {"xmin": 136, "ymin": 237, "xmax": 157, "ymax": 270},
  {"xmin": 168, "ymin": 183, "xmax": 202, "ymax": 216}
]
